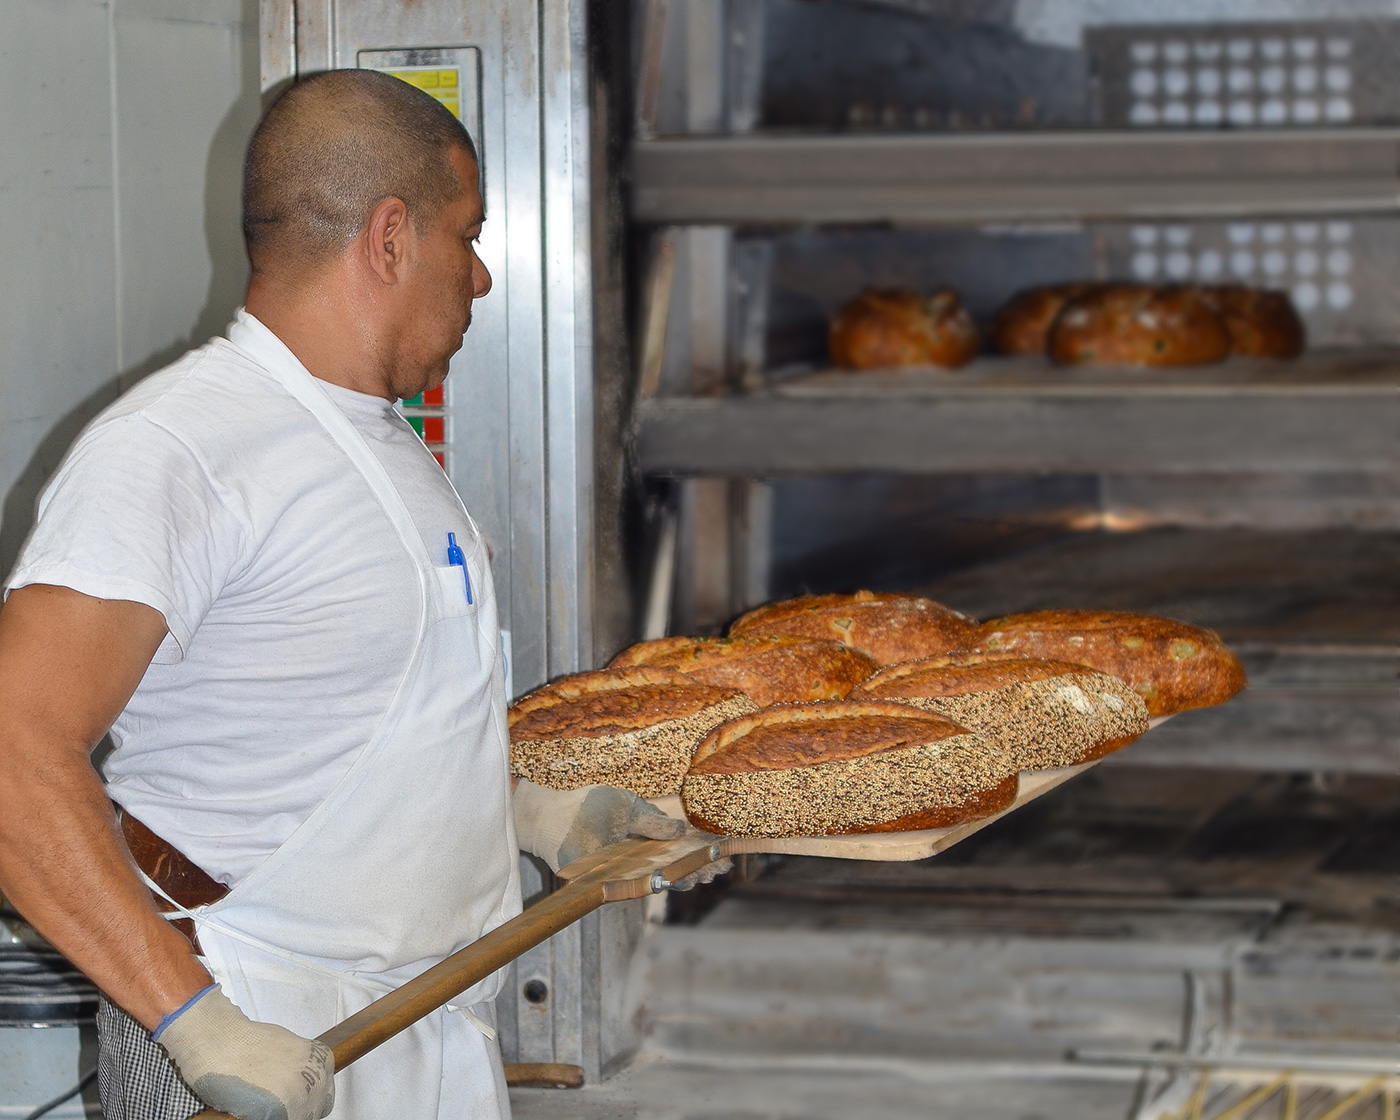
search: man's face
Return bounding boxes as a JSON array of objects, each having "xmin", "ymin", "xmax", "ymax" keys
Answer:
[{"xmin": 388, "ymin": 146, "xmax": 491, "ymax": 400}]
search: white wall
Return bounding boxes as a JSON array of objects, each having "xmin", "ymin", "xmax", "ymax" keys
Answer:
[{"xmin": 0, "ymin": 0, "xmax": 260, "ymax": 577}]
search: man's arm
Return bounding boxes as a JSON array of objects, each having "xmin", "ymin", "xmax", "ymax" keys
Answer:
[{"xmin": 0, "ymin": 583, "xmax": 212, "ymax": 1029}]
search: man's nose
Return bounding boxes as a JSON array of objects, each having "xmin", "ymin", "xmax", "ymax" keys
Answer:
[{"xmin": 473, "ymin": 258, "xmax": 492, "ymax": 299}]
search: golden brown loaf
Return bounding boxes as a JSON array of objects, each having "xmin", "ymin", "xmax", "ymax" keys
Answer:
[
  {"xmin": 956, "ymin": 611, "xmax": 1247, "ymax": 718},
  {"xmin": 851, "ymin": 655, "xmax": 1149, "ymax": 769},
  {"xmin": 509, "ymin": 666, "xmax": 758, "ymax": 797},
  {"xmin": 608, "ymin": 635, "xmax": 878, "ymax": 708},
  {"xmin": 729, "ymin": 591, "xmax": 978, "ymax": 667},
  {"xmin": 992, "ymin": 283, "xmax": 1099, "ymax": 356},
  {"xmin": 1199, "ymin": 285, "xmax": 1305, "ymax": 359},
  {"xmin": 828, "ymin": 289, "xmax": 980, "ymax": 371},
  {"xmin": 1048, "ymin": 285, "xmax": 1232, "ymax": 367},
  {"xmin": 681, "ymin": 700, "xmax": 1016, "ymax": 837}
]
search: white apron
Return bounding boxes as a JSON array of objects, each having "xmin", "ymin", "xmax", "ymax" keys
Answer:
[{"xmin": 158, "ymin": 326, "xmax": 522, "ymax": 1120}]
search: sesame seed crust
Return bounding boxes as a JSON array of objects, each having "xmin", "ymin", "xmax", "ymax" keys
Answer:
[
  {"xmin": 511, "ymin": 693, "xmax": 758, "ymax": 798},
  {"xmin": 681, "ymin": 730, "xmax": 1015, "ymax": 837},
  {"xmin": 866, "ymin": 673, "xmax": 1148, "ymax": 769},
  {"xmin": 689, "ymin": 699, "xmax": 969, "ymax": 770}
]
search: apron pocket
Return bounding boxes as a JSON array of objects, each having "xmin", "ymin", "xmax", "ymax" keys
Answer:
[{"xmin": 434, "ymin": 564, "xmax": 478, "ymax": 617}]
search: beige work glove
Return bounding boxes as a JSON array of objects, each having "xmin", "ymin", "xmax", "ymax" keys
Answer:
[
  {"xmin": 513, "ymin": 778, "xmax": 731, "ymax": 887},
  {"xmin": 155, "ymin": 985, "xmax": 334, "ymax": 1120}
]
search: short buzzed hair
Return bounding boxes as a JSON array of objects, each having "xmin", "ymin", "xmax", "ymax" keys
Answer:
[{"xmin": 243, "ymin": 69, "xmax": 478, "ymax": 273}]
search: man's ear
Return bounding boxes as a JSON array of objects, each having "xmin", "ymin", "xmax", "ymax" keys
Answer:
[{"xmin": 364, "ymin": 196, "xmax": 411, "ymax": 284}]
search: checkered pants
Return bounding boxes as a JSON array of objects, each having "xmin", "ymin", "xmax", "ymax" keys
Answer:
[{"xmin": 96, "ymin": 996, "xmax": 203, "ymax": 1120}]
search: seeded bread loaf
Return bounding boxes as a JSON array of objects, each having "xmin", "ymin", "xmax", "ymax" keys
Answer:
[
  {"xmin": 1048, "ymin": 285, "xmax": 1231, "ymax": 367},
  {"xmin": 681, "ymin": 700, "xmax": 1016, "ymax": 837},
  {"xmin": 509, "ymin": 667, "xmax": 758, "ymax": 797},
  {"xmin": 1199, "ymin": 285, "xmax": 1305, "ymax": 359},
  {"xmin": 729, "ymin": 591, "xmax": 978, "ymax": 667},
  {"xmin": 992, "ymin": 283, "xmax": 1100, "ymax": 356},
  {"xmin": 956, "ymin": 611, "xmax": 1247, "ymax": 718},
  {"xmin": 828, "ymin": 289, "xmax": 980, "ymax": 370},
  {"xmin": 609, "ymin": 635, "xmax": 878, "ymax": 708},
  {"xmin": 852, "ymin": 655, "xmax": 1148, "ymax": 768}
]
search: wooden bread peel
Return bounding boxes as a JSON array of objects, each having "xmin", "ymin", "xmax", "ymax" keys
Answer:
[{"xmin": 189, "ymin": 720, "xmax": 1167, "ymax": 1118}]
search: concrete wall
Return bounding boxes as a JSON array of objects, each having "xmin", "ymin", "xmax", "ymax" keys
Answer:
[{"xmin": 0, "ymin": 0, "xmax": 260, "ymax": 579}]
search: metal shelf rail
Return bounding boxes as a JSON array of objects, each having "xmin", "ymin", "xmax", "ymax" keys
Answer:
[
  {"xmin": 632, "ymin": 128, "xmax": 1400, "ymax": 225},
  {"xmin": 633, "ymin": 349, "xmax": 1400, "ymax": 477}
]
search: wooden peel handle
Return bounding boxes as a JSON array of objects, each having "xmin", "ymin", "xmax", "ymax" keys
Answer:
[
  {"xmin": 185, "ymin": 832, "xmax": 724, "ymax": 1120},
  {"xmin": 186, "ymin": 878, "xmax": 607, "ymax": 1120}
]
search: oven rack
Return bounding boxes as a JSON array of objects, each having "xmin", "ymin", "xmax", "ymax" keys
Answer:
[
  {"xmin": 633, "ymin": 348, "xmax": 1399, "ymax": 477},
  {"xmin": 631, "ymin": 128, "xmax": 1400, "ymax": 226}
]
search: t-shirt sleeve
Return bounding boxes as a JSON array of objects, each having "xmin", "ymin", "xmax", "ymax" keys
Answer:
[{"xmin": 4, "ymin": 413, "xmax": 248, "ymax": 662}]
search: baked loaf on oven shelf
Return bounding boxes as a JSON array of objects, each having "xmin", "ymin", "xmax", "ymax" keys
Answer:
[
  {"xmin": 1048, "ymin": 285, "xmax": 1232, "ymax": 367},
  {"xmin": 608, "ymin": 635, "xmax": 879, "ymax": 708},
  {"xmin": 851, "ymin": 655, "xmax": 1149, "ymax": 769},
  {"xmin": 729, "ymin": 591, "xmax": 978, "ymax": 667},
  {"xmin": 992, "ymin": 283, "xmax": 1099, "ymax": 356},
  {"xmin": 994, "ymin": 282, "xmax": 1304, "ymax": 363},
  {"xmin": 828, "ymin": 289, "xmax": 980, "ymax": 370},
  {"xmin": 509, "ymin": 667, "xmax": 757, "ymax": 798},
  {"xmin": 680, "ymin": 700, "xmax": 1016, "ymax": 837},
  {"xmin": 1199, "ymin": 285, "xmax": 1305, "ymax": 359},
  {"xmin": 957, "ymin": 610, "xmax": 1247, "ymax": 718}
]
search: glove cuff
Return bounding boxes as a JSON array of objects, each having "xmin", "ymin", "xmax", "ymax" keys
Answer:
[
  {"xmin": 153, "ymin": 984, "xmax": 335, "ymax": 1120},
  {"xmin": 155, "ymin": 985, "xmax": 247, "ymax": 1063},
  {"xmin": 151, "ymin": 984, "xmax": 218, "ymax": 1041}
]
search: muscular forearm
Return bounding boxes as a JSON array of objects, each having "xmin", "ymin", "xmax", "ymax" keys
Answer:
[
  {"xmin": 0, "ymin": 585, "xmax": 209, "ymax": 1030},
  {"xmin": 0, "ymin": 720, "xmax": 212, "ymax": 1029}
]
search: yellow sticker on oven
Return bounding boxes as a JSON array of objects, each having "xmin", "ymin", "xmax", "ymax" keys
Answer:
[{"xmin": 385, "ymin": 69, "xmax": 462, "ymax": 120}]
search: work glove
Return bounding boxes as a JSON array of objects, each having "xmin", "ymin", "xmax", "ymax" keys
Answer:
[
  {"xmin": 513, "ymin": 778, "xmax": 732, "ymax": 887},
  {"xmin": 154, "ymin": 985, "xmax": 334, "ymax": 1120}
]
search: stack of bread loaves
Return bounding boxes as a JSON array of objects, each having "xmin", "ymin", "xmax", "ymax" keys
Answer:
[
  {"xmin": 993, "ymin": 282, "xmax": 1305, "ymax": 365},
  {"xmin": 508, "ymin": 591, "xmax": 1246, "ymax": 840},
  {"xmin": 823, "ymin": 281, "xmax": 1302, "ymax": 374}
]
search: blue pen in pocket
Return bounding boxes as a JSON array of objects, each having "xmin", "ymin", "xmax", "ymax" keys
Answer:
[{"xmin": 447, "ymin": 532, "xmax": 473, "ymax": 605}]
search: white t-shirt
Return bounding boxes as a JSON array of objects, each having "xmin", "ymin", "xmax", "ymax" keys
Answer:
[{"xmin": 5, "ymin": 311, "xmax": 480, "ymax": 886}]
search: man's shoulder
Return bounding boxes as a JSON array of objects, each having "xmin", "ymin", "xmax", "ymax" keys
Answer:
[
  {"xmin": 107, "ymin": 338, "xmax": 296, "ymax": 434},
  {"xmin": 81, "ymin": 339, "xmax": 326, "ymax": 481}
]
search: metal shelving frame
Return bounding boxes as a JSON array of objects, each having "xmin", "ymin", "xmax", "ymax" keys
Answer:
[
  {"xmin": 629, "ymin": 125, "xmax": 1400, "ymax": 480},
  {"xmin": 628, "ymin": 2, "xmax": 1399, "ymax": 775}
]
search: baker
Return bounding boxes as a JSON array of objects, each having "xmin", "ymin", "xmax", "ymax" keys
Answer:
[{"xmin": 0, "ymin": 69, "xmax": 697, "ymax": 1120}]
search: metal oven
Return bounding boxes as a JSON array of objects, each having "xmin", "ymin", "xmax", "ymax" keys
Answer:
[{"xmin": 260, "ymin": 3, "xmax": 1398, "ymax": 1115}]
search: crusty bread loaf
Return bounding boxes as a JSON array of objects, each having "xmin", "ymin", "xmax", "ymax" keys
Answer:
[
  {"xmin": 1049, "ymin": 284, "xmax": 1231, "ymax": 367},
  {"xmin": 992, "ymin": 283, "xmax": 1100, "ymax": 356},
  {"xmin": 509, "ymin": 667, "xmax": 757, "ymax": 797},
  {"xmin": 955, "ymin": 611, "xmax": 1247, "ymax": 717},
  {"xmin": 608, "ymin": 635, "xmax": 878, "ymax": 708},
  {"xmin": 1199, "ymin": 285, "xmax": 1305, "ymax": 359},
  {"xmin": 729, "ymin": 591, "xmax": 977, "ymax": 667},
  {"xmin": 828, "ymin": 289, "xmax": 980, "ymax": 370},
  {"xmin": 681, "ymin": 700, "xmax": 1016, "ymax": 837},
  {"xmin": 851, "ymin": 655, "xmax": 1148, "ymax": 768}
]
